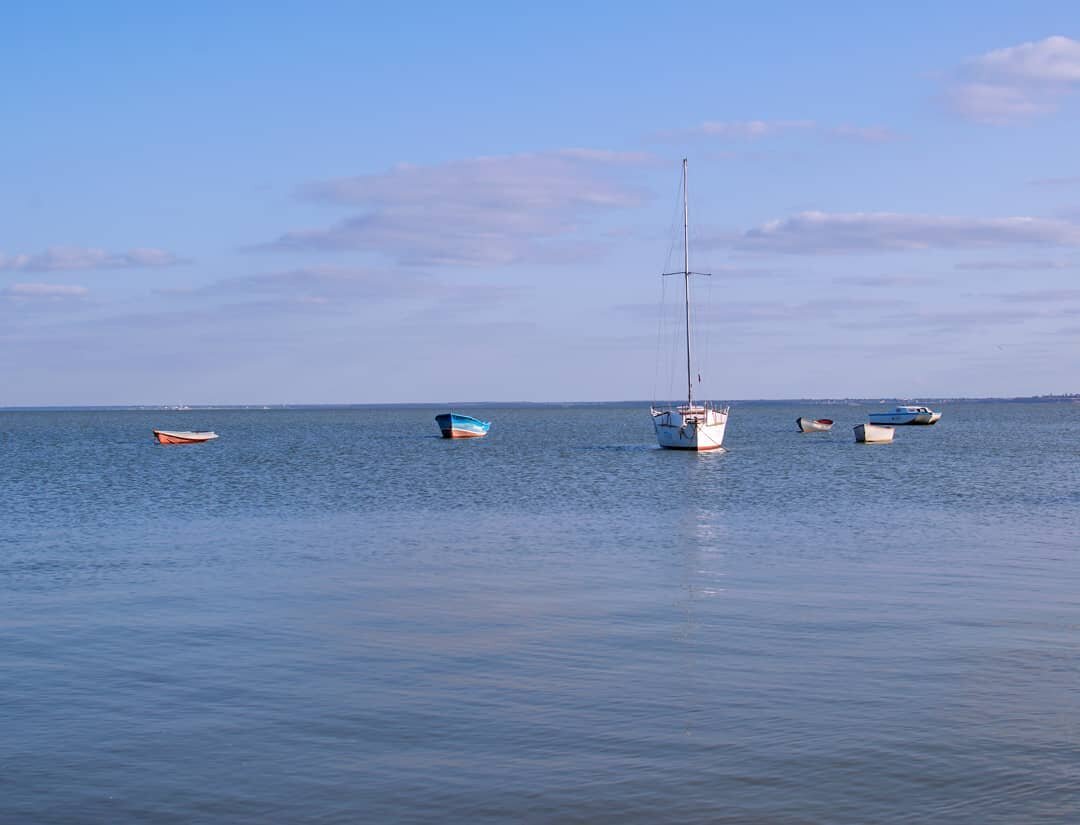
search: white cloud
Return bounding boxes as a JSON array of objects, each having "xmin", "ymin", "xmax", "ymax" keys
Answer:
[
  {"xmin": 834, "ymin": 274, "xmax": 936, "ymax": 287},
  {"xmin": 948, "ymin": 81, "xmax": 1057, "ymax": 122},
  {"xmin": 2, "ymin": 283, "xmax": 89, "ymax": 298},
  {"xmin": 973, "ymin": 35, "xmax": 1080, "ymax": 83},
  {"xmin": 954, "ymin": 259, "xmax": 1073, "ymax": 271},
  {"xmin": 733, "ymin": 211, "xmax": 1080, "ymax": 254},
  {"xmin": 673, "ymin": 120, "xmax": 815, "ymax": 139},
  {"xmin": 947, "ymin": 35, "xmax": 1080, "ymax": 123},
  {"xmin": 825, "ymin": 124, "xmax": 899, "ymax": 143},
  {"xmin": 123, "ymin": 248, "xmax": 184, "ymax": 267},
  {"xmin": 260, "ymin": 150, "xmax": 650, "ymax": 266},
  {"xmin": 658, "ymin": 120, "xmax": 897, "ymax": 143},
  {"xmin": 554, "ymin": 148, "xmax": 653, "ymax": 164},
  {"xmin": 0, "ymin": 246, "xmax": 187, "ymax": 272},
  {"xmin": 994, "ymin": 288, "xmax": 1080, "ymax": 303},
  {"xmin": 207, "ymin": 265, "xmax": 431, "ymax": 302}
]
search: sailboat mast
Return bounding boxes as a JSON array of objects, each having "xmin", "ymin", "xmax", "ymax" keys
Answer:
[{"xmin": 682, "ymin": 158, "xmax": 692, "ymax": 407}]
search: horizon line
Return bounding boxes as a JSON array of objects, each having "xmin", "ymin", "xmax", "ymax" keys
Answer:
[{"xmin": 2, "ymin": 393, "xmax": 1077, "ymax": 411}]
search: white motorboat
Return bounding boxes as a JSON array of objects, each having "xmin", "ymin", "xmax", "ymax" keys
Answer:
[
  {"xmin": 868, "ymin": 405, "xmax": 942, "ymax": 425},
  {"xmin": 796, "ymin": 417, "xmax": 833, "ymax": 432},
  {"xmin": 854, "ymin": 423, "xmax": 894, "ymax": 443},
  {"xmin": 650, "ymin": 159, "xmax": 729, "ymax": 451}
]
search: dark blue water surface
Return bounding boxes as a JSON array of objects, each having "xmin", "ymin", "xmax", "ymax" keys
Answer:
[{"xmin": 3, "ymin": 402, "xmax": 1079, "ymax": 823}]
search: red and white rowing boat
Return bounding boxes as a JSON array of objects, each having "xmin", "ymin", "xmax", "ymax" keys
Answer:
[
  {"xmin": 153, "ymin": 429, "xmax": 219, "ymax": 444},
  {"xmin": 796, "ymin": 417, "xmax": 834, "ymax": 433}
]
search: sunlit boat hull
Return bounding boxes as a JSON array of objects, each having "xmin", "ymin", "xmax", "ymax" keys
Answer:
[
  {"xmin": 153, "ymin": 430, "xmax": 219, "ymax": 444},
  {"xmin": 854, "ymin": 423, "xmax": 894, "ymax": 443},
  {"xmin": 435, "ymin": 413, "xmax": 491, "ymax": 439},
  {"xmin": 868, "ymin": 412, "xmax": 921, "ymax": 425},
  {"xmin": 652, "ymin": 405, "xmax": 728, "ymax": 451},
  {"xmin": 869, "ymin": 406, "xmax": 942, "ymax": 425},
  {"xmin": 797, "ymin": 417, "xmax": 833, "ymax": 432}
]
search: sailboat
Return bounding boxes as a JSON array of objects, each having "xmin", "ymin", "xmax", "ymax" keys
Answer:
[{"xmin": 651, "ymin": 159, "xmax": 730, "ymax": 451}]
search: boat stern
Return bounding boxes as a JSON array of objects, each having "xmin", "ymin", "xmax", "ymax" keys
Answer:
[{"xmin": 652, "ymin": 405, "xmax": 728, "ymax": 451}]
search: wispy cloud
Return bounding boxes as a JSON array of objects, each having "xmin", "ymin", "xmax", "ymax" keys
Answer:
[
  {"xmin": 623, "ymin": 290, "xmax": 1076, "ymax": 336},
  {"xmin": 0, "ymin": 246, "xmax": 187, "ymax": 273},
  {"xmin": 731, "ymin": 211, "xmax": 1080, "ymax": 254},
  {"xmin": 2, "ymin": 282, "xmax": 89, "ymax": 298},
  {"xmin": 834, "ymin": 274, "xmax": 936, "ymax": 287},
  {"xmin": 203, "ymin": 265, "xmax": 431, "ymax": 302},
  {"xmin": 178, "ymin": 264, "xmax": 523, "ymax": 313},
  {"xmin": 825, "ymin": 124, "xmax": 899, "ymax": 143},
  {"xmin": 257, "ymin": 150, "xmax": 650, "ymax": 267},
  {"xmin": 954, "ymin": 258, "xmax": 1073, "ymax": 271},
  {"xmin": 659, "ymin": 120, "xmax": 815, "ymax": 140},
  {"xmin": 993, "ymin": 288, "xmax": 1080, "ymax": 303},
  {"xmin": 833, "ymin": 306, "xmax": 1068, "ymax": 334},
  {"xmin": 551, "ymin": 148, "xmax": 653, "ymax": 164},
  {"xmin": 657, "ymin": 120, "xmax": 898, "ymax": 143},
  {"xmin": 621, "ymin": 296, "xmax": 911, "ymax": 324},
  {"xmin": 1028, "ymin": 175, "xmax": 1080, "ymax": 187},
  {"xmin": 946, "ymin": 35, "xmax": 1080, "ymax": 123}
]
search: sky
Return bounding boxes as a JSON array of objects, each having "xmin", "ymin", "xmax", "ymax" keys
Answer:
[{"xmin": 2, "ymin": 1, "xmax": 1079, "ymax": 404}]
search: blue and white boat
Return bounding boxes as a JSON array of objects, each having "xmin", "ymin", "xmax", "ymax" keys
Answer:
[
  {"xmin": 868, "ymin": 405, "xmax": 942, "ymax": 426},
  {"xmin": 435, "ymin": 412, "xmax": 491, "ymax": 439}
]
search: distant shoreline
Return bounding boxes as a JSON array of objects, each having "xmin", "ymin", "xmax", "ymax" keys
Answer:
[{"xmin": 2, "ymin": 395, "xmax": 1077, "ymax": 412}]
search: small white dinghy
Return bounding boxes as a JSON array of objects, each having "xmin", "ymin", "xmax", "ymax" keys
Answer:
[
  {"xmin": 854, "ymin": 423, "xmax": 894, "ymax": 443},
  {"xmin": 796, "ymin": 417, "xmax": 833, "ymax": 433},
  {"xmin": 153, "ymin": 430, "xmax": 219, "ymax": 444}
]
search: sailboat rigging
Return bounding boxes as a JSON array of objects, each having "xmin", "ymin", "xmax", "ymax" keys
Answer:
[{"xmin": 650, "ymin": 159, "xmax": 730, "ymax": 451}]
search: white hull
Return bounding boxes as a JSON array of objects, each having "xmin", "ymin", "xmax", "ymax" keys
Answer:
[
  {"xmin": 153, "ymin": 429, "xmax": 219, "ymax": 444},
  {"xmin": 652, "ymin": 405, "xmax": 728, "ymax": 451},
  {"xmin": 796, "ymin": 417, "xmax": 833, "ymax": 432},
  {"xmin": 868, "ymin": 412, "xmax": 922, "ymax": 425},
  {"xmin": 854, "ymin": 423, "xmax": 894, "ymax": 443},
  {"xmin": 869, "ymin": 406, "xmax": 941, "ymax": 425}
]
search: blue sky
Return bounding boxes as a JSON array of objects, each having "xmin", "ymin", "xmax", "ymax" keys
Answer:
[{"xmin": 3, "ymin": 2, "xmax": 1079, "ymax": 404}]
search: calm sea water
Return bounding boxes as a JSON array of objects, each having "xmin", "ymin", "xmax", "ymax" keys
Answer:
[{"xmin": 3, "ymin": 402, "xmax": 1079, "ymax": 823}]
